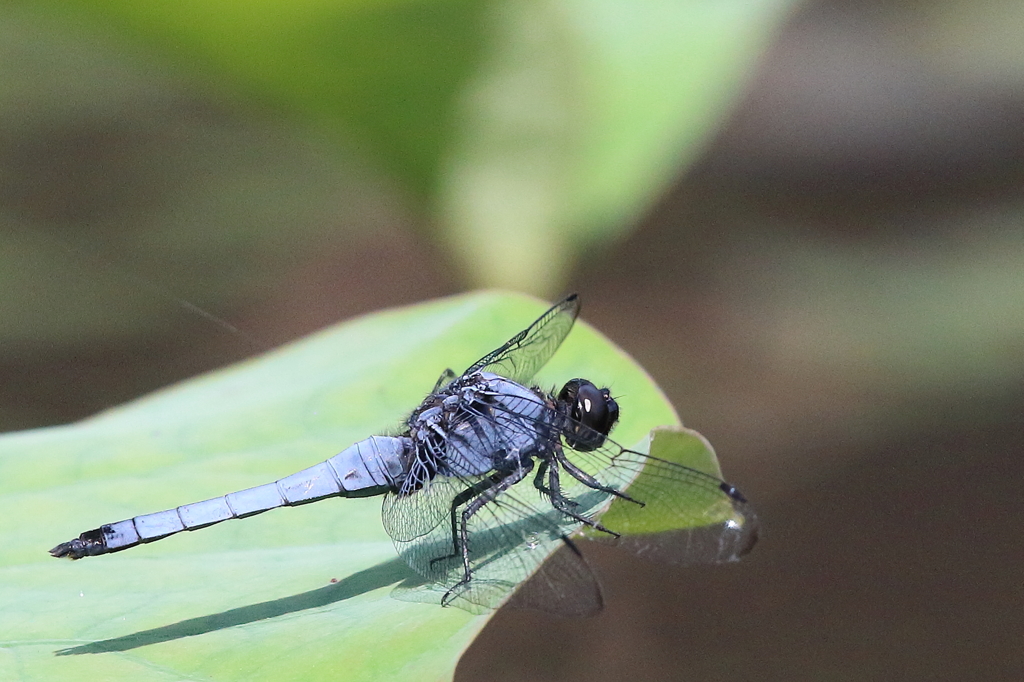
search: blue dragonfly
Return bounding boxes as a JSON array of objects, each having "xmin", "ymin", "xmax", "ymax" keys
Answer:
[{"xmin": 51, "ymin": 295, "xmax": 757, "ymax": 613}]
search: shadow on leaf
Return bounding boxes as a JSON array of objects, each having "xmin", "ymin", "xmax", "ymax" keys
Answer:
[{"xmin": 55, "ymin": 558, "xmax": 420, "ymax": 656}]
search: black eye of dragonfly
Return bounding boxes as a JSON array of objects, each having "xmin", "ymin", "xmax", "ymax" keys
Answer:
[{"xmin": 558, "ymin": 378, "xmax": 619, "ymax": 451}]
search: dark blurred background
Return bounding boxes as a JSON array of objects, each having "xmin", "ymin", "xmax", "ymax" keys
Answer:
[{"xmin": 3, "ymin": 0, "xmax": 1022, "ymax": 679}]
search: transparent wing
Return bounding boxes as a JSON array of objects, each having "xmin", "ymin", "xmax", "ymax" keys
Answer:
[
  {"xmin": 381, "ymin": 369, "xmax": 756, "ymax": 613},
  {"xmin": 383, "ymin": 470, "xmax": 602, "ymax": 615},
  {"xmin": 461, "ymin": 294, "xmax": 581, "ymax": 384},
  {"xmin": 483, "ymin": 395, "xmax": 759, "ymax": 565},
  {"xmin": 381, "ymin": 473, "xmax": 456, "ymax": 543}
]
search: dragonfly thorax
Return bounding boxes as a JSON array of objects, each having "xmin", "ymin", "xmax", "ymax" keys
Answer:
[{"xmin": 401, "ymin": 372, "xmax": 556, "ymax": 488}]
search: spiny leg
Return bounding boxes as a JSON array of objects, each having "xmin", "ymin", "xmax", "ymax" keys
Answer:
[
  {"xmin": 434, "ymin": 477, "xmax": 499, "ymax": 570},
  {"xmin": 531, "ymin": 459, "xmax": 568, "ymax": 502},
  {"xmin": 556, "ymin": 448, "xmax": 644, "ymax": 507},
  {"xmin": 541, "ymin": 456, "xmax": 618, "ymax": 537},
  {"xmin": 432, "ymin": 461, "xmax": 533, "ymax": 570},
  {"xmin": 442, "ymin": 463, "xmax": 532, "ymax": 606}
]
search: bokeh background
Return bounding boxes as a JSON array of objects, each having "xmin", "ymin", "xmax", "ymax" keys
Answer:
[{"xmin": 3, "ymin": 0, "xmax": 1022, "ymax": 679}]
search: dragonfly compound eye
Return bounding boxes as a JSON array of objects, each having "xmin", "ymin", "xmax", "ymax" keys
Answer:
[{"xmin": 559, "ymin": 379, "xmax": 619, "ymax": 451}]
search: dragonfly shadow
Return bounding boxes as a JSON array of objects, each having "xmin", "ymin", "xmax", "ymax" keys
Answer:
[{"xmin": 54, "ymin": 557, "xmax": 420, "ymax": 656}]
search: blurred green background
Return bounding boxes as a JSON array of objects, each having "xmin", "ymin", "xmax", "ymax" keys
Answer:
[{"xmin": 3, "ymin": 0, "xmax": 1022, "ymax": 679}]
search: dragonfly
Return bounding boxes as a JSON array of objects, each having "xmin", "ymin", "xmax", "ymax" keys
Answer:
[{"xmin": 50, "ymin": 294, "xmax": 757, "ymax": 614}]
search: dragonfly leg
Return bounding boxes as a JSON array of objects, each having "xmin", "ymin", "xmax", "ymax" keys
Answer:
[
  {"xmin": 556, "ymin": 448, "xmax": 644, "ymax": 507},
  {"xmin": 440, "ymin": 463, "xmax": 532, "ymax": 607},
  {"xmin": 530, "ymin": 459, "xmax": 576, "ymax": 508},
  {"xmin": 542, "ymin": 457, "xmax": 618, "ymax": 538},
  {"xmin": 432, "ymin": 478, "xmax": 497, "ymax": 568}
]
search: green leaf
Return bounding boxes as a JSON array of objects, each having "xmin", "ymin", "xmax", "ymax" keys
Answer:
[
  {"xmin": 30, "ymin": 0, "xmax": 487, "ymax": 199},
  {"xmin": 439, "ymin": 0, "xmax": 799, "ymax": 292},
  {"xmin": 26, "ymin": 0, "xmax": 797, "ymax": 293},
  {"xmin": 0, "ymin": 291, "xmax": 690, "ymax": 681}
]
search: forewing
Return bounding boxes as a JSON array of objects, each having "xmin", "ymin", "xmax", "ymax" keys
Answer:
[
  {"xmin": 461, "ymin": 294, "xmax": 580, "ymax": 384},
  {"xmin": 483, "ymin": 396, "xmax": 758, "ymax": 564},
  {"xmin": 568, "ymin": 443, "xmax": 758, "ymax": 564}
]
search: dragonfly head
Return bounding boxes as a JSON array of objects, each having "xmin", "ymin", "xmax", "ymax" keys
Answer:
[{"xmin": 557, "ymin": 379, "xmax": 619, "ymax": 451}]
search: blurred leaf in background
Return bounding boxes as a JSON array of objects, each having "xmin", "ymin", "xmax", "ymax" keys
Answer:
[
  {"xmin": 440, "ymin": 0, "xmax": 794, "ymax": 290},
  {"xmin": 0, "ymin": 0, "xmax": 796, "ymax": 430},
  {"xmin": 15, "ymin": 0, "xmax": 798, "ymax": 294},
  {"xmin": 0, "ymin": 2, "xmax": 409, "ymax": 345}
]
